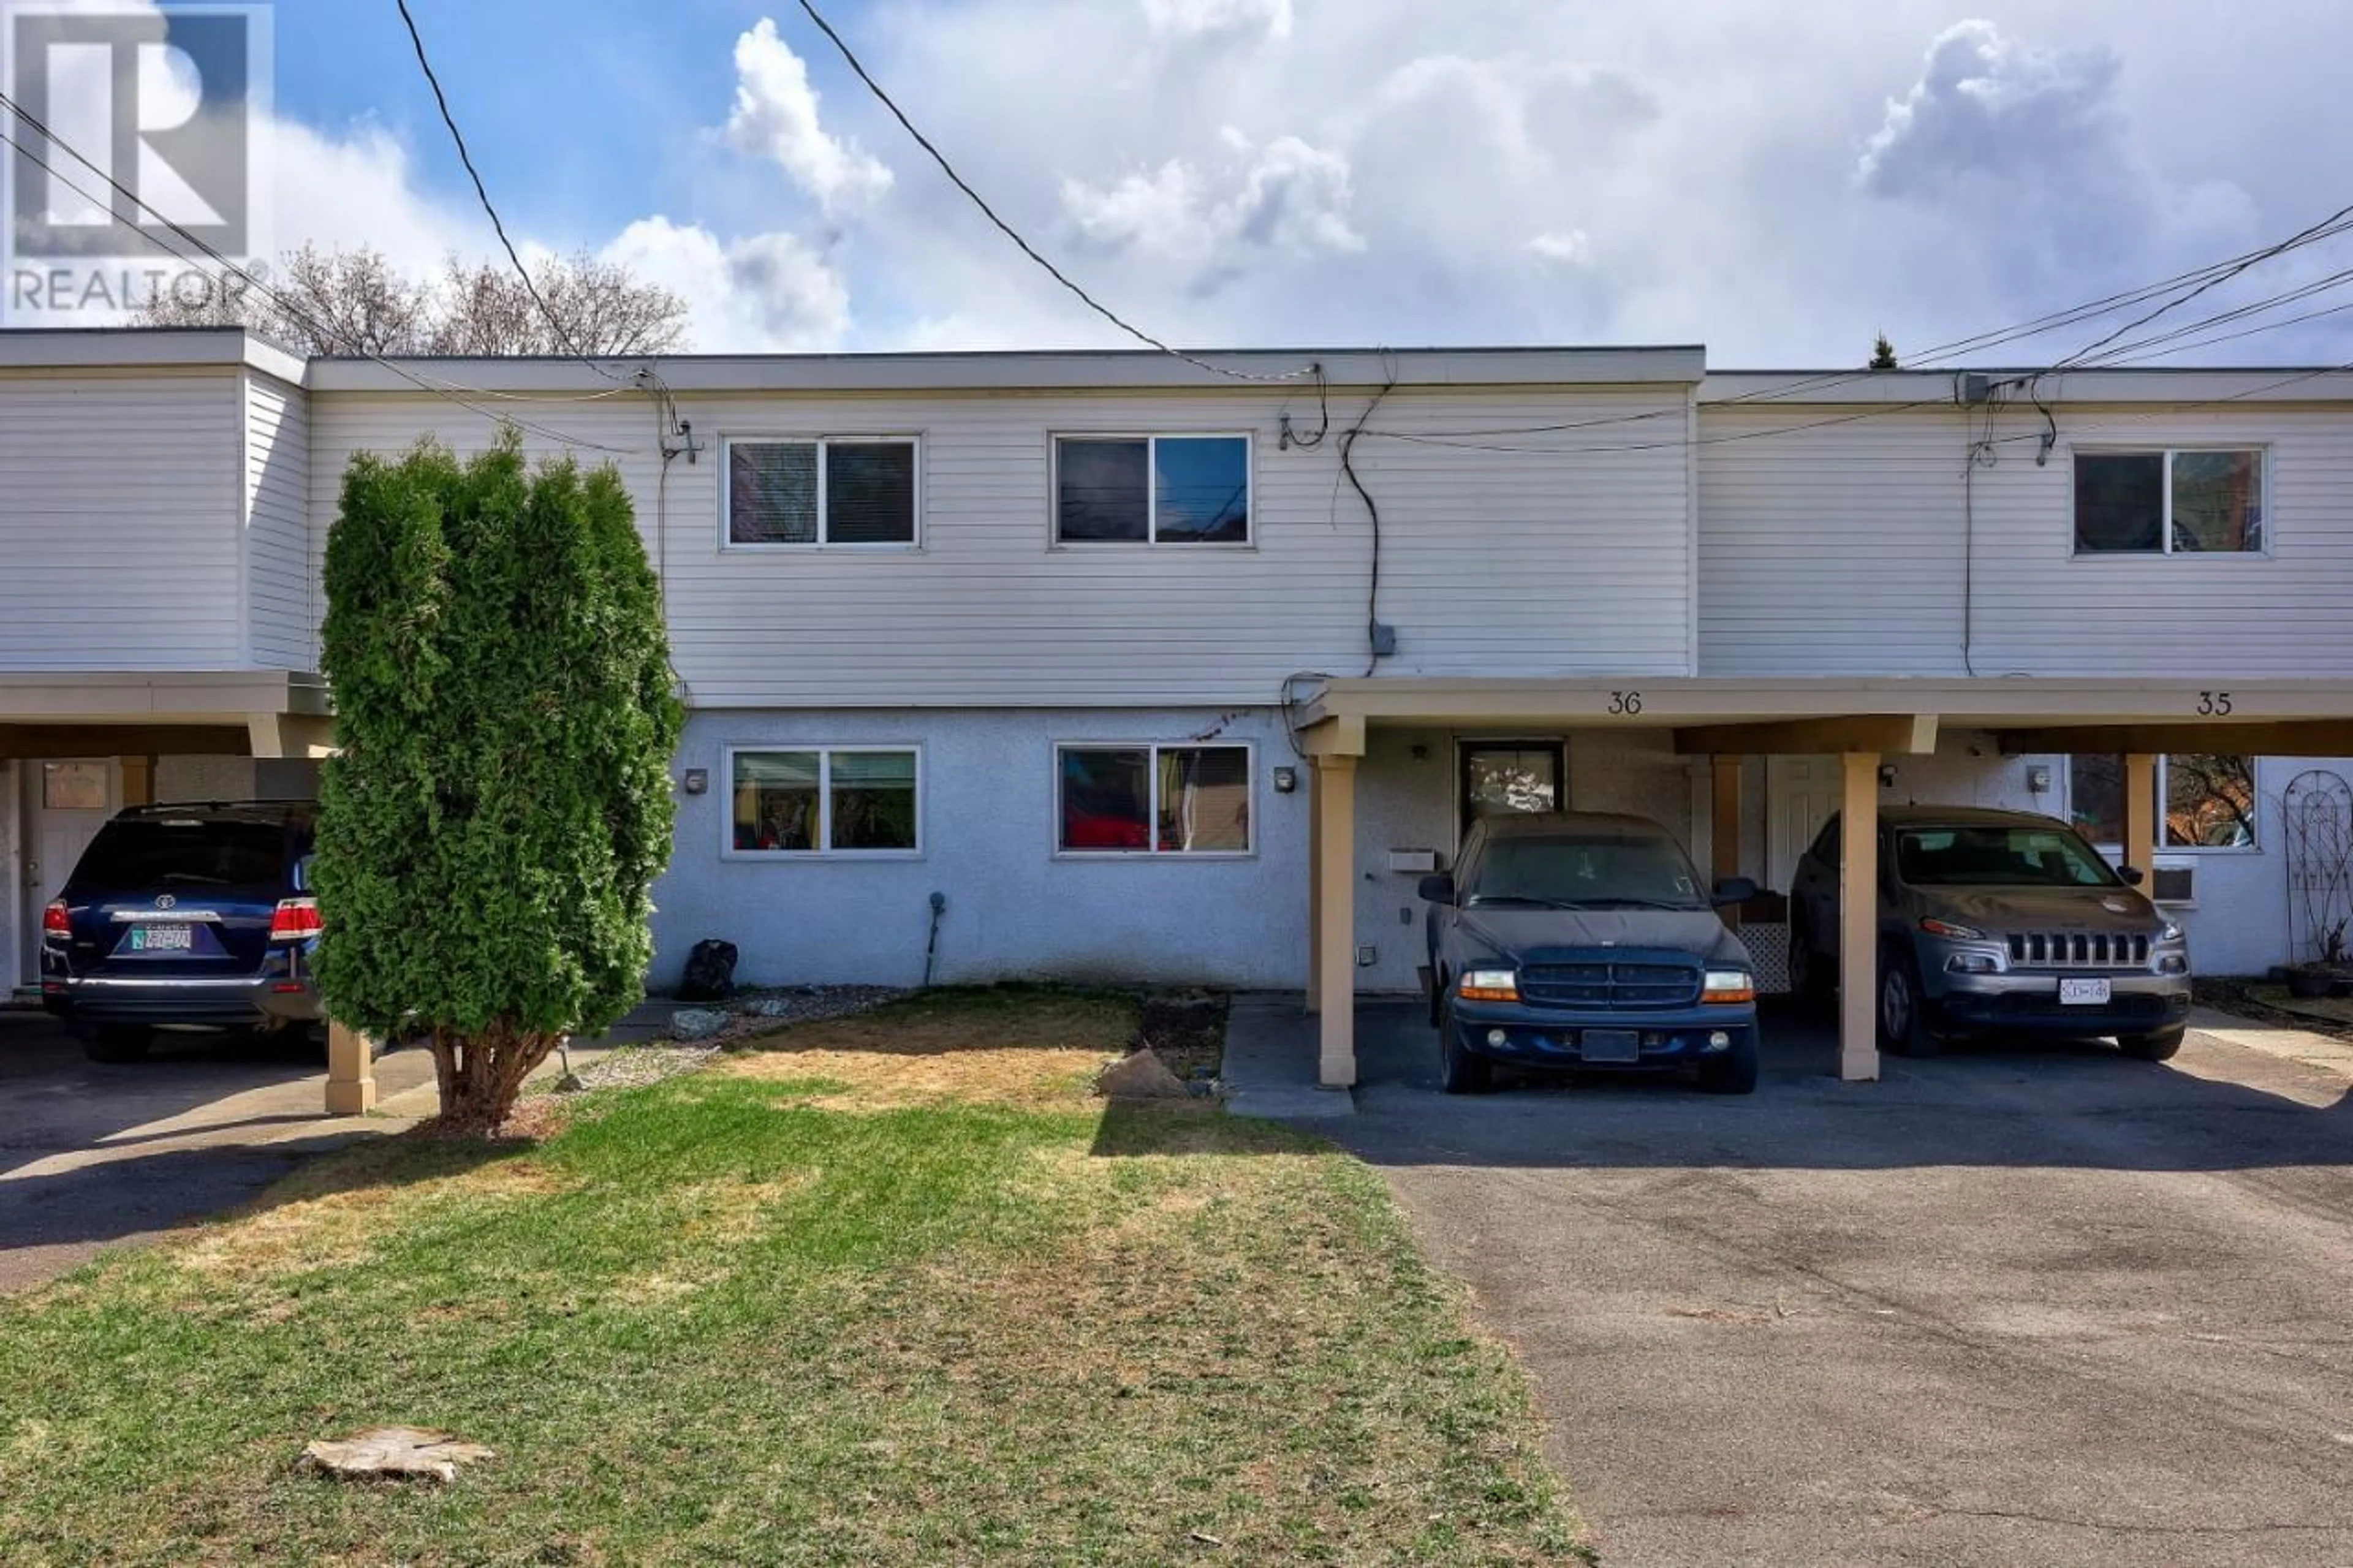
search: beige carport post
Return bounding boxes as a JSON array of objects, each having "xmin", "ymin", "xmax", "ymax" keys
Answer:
[
  {"xmin": 1674, "ymin": 714, "xmax": 1938, "ymax": 1084},
  {"xmin": 1302, "ymin": 716, "xmax": 1366, "ymax": 1088},
  {"xmin": 248, "ymin": 712, "xmax": 371, "ymax": 1115},
  {"xmin": 2124, "ymin": 754, "xmax": 2162, "ymax": 892}
]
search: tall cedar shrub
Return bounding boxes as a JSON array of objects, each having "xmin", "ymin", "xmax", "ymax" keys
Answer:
[{"xmin": 314, "ymin": 433, "xmax": 683, "ymax": 1132}]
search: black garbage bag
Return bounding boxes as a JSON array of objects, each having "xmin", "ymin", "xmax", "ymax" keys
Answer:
[{"xmin": 678, "ymin": 939, "xmax": 740, "ymax": 1002}]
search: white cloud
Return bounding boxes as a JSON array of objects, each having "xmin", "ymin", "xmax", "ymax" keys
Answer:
[
  {"xmin": 722, "ymin": 17, "xmax": 892, "ymax": 214},
  {"xmin": 1140, "ymin": 0, "xmax": 1291, "ymax": 44},
  {"xmin": 1854, "ymin": 18, "xmax": 2256, "ymax": 307},
  {"xmin": 601, "ymin": 217, "xmax": 849, "ymax": 351},
  {"xmin": 1061, "ymin": 129, "xmax": 1361, "ymax": 294},
  {"xmin": 1528, "ymin": 230, "xmax": 1590, "ymax": 267},
  {"xmin": 1859, "ymin": 20, "xmax": 2120, "ymax": 195}
]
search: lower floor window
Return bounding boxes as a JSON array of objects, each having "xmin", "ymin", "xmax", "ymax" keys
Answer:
[
  {"xmin": 2067, "ymin": 753, "xmax": 2257, "ymax": 850},
  {"xmin": 732, "ymin": 747, "xmax": 919, "ymax": 854},
  {"xmin": 1059, "ymin": 743, "xmax": 1251, "ymax": 854}
]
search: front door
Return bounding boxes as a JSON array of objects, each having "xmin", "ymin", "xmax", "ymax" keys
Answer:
[
  {"xmin": 1766, "ymin": 756, "xmax": 1841, "ymax": 894},
  {"xmin": 18, "ymin": 759, "xmax": 115, "ymax": 983},
  {"xmin": 1458, "ymin": 741, "xmax": 1566, "ymax": 839}
]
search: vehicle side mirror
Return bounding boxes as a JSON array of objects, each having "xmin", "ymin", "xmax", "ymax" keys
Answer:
[
  {"xmin": 1711, "ymin": 876, "xmax": 1759, "ymax": 907},
  {"xmin": 2119, "ymin": 866, "xmax": 2146, "ymax": 887},
  {"xmin": 1417, "ymin": 874, "xmax": 1457, "ymax": 905}
]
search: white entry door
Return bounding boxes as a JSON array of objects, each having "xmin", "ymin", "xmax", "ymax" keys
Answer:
[
  {"xmin": 18, "ymin": 759, "xmax": 116, "ymax": 983},
  {"xmin": 1765, "ymin": 756, "xmax": 1841, "ymax": 895}
]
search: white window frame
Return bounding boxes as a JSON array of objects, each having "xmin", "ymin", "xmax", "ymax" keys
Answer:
[
  {"xmin": 2069, "ymin": 445, "xmax": 2271, "ymax": 559},
  {"xmin": 1053, "ymin": 740, "xmax": 1256, "ymax": 858},
  {"xmin": 2069, "ymin": 753, "xmax": 2261, "ymax": 860},
  {"xmin": 1049, "ymin": 433, "xmax": 1256, "ymax": 548},
  {"xmin": 721, "ymin": 434, "xmax": 923, "ymax": 551},
  {"xmin": 722, "ymin": 744, "xmax": 924, "ymax": 860}
]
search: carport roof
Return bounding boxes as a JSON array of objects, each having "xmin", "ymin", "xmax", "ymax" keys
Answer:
[{"xmin": 1294, "ymin": 675, "xmax": 2353, "ymax": 757}]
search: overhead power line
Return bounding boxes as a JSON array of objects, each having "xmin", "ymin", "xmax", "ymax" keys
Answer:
[
  {"xmin": 790, "ymin": 0, "xmax": 1314, "ymax": 385},
  {"xmin": 0, "ymin": 99, "xmax": 644, "ymax": 453},
  {"xmin": 392, "ymin": 0, "xmax": 623, "ymax": 382}
]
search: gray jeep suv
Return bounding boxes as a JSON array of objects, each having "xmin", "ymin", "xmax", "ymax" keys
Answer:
[{"xmin": 1787, "ymin": 805, "xmax": 2192, "ymax": 1060}]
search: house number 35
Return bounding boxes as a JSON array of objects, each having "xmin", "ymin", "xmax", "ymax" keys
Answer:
[{"xmin": 2197, "ymin": 691, "xmax": 2234, "ymax": 716}]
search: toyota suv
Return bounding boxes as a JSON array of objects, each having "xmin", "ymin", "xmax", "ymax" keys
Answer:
[
  {"xmin": 1419, "ymin": 812, "xmax": 1763, "ymax": 1095},
  {"xmin": 1787, "ymin": 805, "xmax": 2192, "ymax": 1060},
  {"xmin": 38, "ymin": 801, "xmax": 322, "ymax": 1062}
]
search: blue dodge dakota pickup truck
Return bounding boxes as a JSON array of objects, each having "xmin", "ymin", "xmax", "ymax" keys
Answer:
[{"xmin": 1420, "ymin": 811, "xmax": 1762, "ymax": 1095}]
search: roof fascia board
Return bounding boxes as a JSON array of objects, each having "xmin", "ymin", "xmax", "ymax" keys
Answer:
[{"xmin": 304, "ymin": 346, "xmax": 1708, "ymax": 396}]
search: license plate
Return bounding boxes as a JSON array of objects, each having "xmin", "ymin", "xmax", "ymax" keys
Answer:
[
  {"xmin": 1580, "ymin": 1029, "xmax": 1642, "ymax": 1064},
  {"xmin": 130, "ymin": 924, "xmax": 194, "ymax": 952},
  {"xmin": 2059, "ymin": 977, "xmax": 2112, "ymax": 1006}
]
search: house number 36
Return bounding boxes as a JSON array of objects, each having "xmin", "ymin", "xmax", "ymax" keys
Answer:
[
  {"xmin": 1608, "ymin": 691, "xmax": 1643, "ymax": 716},
  {"xmin": 2197, "ymin": 691, "xmax": 2234, "ymax": 716}
]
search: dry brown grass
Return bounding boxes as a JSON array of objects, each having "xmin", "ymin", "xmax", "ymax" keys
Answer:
[{"xmin": 724, "ymin": 991, "xmax": 1139, "ymax": 1111}]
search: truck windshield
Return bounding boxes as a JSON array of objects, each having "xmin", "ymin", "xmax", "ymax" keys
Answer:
[
  {"xmin": 1893, "ymin": 825, "xmax": 2120, "ymax": 888},
  {"xmin": 1468, "ymin": 836, "xmax": 1708, "ymax": 911}
]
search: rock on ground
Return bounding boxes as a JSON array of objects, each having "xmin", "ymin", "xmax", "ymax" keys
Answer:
[
  {"xmin": 1097, "ymin": 1048, "xmax": 1192, "ymax": 1100},
  {"xmin": 669, "ymin": 1008, "xmax": 730, "ymax": 1041},
  {"xmin": 300, "ymin": 1427, "xmax": 494, "ymax": 1484}
]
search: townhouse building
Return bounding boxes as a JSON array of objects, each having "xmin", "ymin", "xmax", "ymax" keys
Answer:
[{"xmin": 5, "ymin": 328, "xmax": 2351, "ymax": 1086}]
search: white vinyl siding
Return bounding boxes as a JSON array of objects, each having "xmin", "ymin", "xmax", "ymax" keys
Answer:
[
  {"xmin": 309, "ymin": 384, "xmax": 1697, "ymax": 708},
  {"xmin": 1697, "ymin": 406, "xmax": 1969, "ymax": 676},
  {"xmin": 1699, "ymin": 404, "xmax": 2353, "ymax": 678},
  {"xmin": 0, "ymin": 369, "xmax": 244, "ymax": 669},
  {"xmin": 243, "ymin": 371, "xmax": 313, "ymax": 668}
]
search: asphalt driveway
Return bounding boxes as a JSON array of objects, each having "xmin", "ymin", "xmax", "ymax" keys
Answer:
[
  {"xmin": 1325, "ymin": 1001, "xmax": 2353, "ymax": 1567},
  {"xmin": 0, "ymin": 1010, "xmax": 446, "ymax": 1292}
]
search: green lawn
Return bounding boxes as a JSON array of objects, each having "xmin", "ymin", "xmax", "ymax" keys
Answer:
[{"xmin": 0, "ymin": 991, "xmax": 1586, "ymax": 1566}]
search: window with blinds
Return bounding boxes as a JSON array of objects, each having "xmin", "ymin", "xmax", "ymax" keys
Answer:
[{"xmin": 726, "ymin": 437, "xmax": 919, "ymax": 546}]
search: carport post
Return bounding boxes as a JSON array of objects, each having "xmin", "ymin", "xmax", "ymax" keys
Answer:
[
  {"xmin": 2124, "ymin": 753, "xmax": 2161, "ymax": 888},
  {"xmin": 1710, "ymin": 756, "xmax": 1743, "ymax": 928},
  {"xmin": 325, "ymin": 1022, "xmax": 375, "ymax": 1116},
  {"xmin": 1311, "ymin": 754, "xmax": 1358, "ymax": 1088},
  {"xmin": 1306, "ymin": 758, "xmax": 1324, "ymax": 1015},
  {"xmin": 1838, "ymin": 752, "xmax": 1881, "ymax": 1083}
]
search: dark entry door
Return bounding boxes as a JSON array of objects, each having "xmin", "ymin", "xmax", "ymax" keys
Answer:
[{"xmin": 1459, "ymin": 741, "xmax": 1566, "ymax": 833}]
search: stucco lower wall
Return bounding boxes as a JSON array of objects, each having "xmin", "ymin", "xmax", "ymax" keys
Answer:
[{"xmin": 652, "ymin": 707, "xmax": 1306, "ymax": 992}]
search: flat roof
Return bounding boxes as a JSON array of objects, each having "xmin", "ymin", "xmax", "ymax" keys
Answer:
[{"xmin": 2, "ymin": 328, "xmax": 2349, "ymax": 404}]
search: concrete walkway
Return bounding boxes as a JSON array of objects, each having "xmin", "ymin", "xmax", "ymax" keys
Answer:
[{"xmin": 1221, "ymin": 993, "xmax": 1356, "ymax": 1119}]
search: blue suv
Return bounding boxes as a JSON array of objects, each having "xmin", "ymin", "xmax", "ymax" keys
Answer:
[
  {"xmin": 1420, "ymin": 812, "xmax": 1763, "ymax": 1094},
  {"xmin": 39, "ymin": 801, "xmax": 321, "ymax": 1062}
]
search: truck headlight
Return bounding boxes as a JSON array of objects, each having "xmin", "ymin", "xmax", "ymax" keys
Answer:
[
  {"xmin": 1920, "ymin": 917, "xmax": 1990, "ymax": 941},
  {"xmin": 1701, "ymin": 969, "xmax": 1755, "ymax": 1004},
  {"xmin": 1458, "ymin": 969, "xmax": 1518, "ymax": 1002},
  {"xmin": 2159, "ymin": 922, "xmax": 2184, "ymax": 944}
]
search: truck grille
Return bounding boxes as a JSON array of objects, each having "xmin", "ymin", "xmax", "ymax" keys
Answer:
[
  {"xmin": 1520, "ymin": 961, "xmax": 1700, "ymax": 1009},
  {"xmin": 2005, "ymin": 932, "xmax": 2150, "ymax": 968}
]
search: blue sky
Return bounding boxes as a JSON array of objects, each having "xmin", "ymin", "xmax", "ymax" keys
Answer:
[{"xmin": 48, "ymin": 1, "xmax": 2353, "ymax": 363}]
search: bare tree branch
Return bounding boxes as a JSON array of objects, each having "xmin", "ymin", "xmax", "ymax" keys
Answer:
[{"xmin": 132, "ymin": 244, "xmax": 689, "ymax": 358}]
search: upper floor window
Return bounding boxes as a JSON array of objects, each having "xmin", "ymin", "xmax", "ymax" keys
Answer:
[
  {"xmin": 1054, "ymin": 435, "xmax": 1251, "ymax": 545},
  {"xmin": 2074, "ymin": 449, "xmax": 2264, "ymax": 556},
  {"xmin": 726, "ymin": 437, "xmax": 919, "ymax": 547}
]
